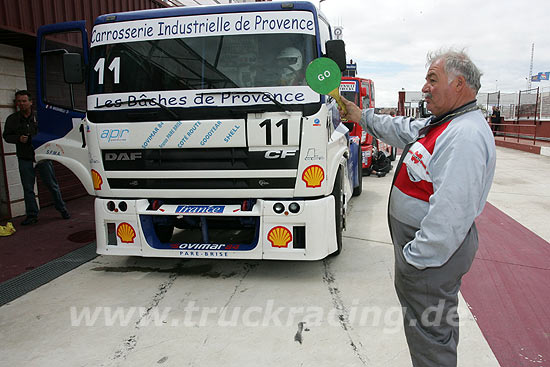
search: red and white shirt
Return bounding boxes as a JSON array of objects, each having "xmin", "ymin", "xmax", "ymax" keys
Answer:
[{"xmin": 361, "ymin": 106, "xmax": 496, "ymax": 268}]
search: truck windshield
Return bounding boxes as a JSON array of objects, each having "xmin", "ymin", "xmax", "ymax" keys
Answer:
[
  {"xmin": 88, "ymin": 33, "xmax": 316, "ymax": 94},
  {"xmin": 341, "ymin": 91, "xmax": 358, "ymax": 106},
  {"xmin": 87, "ymin": 10, "xmax": 321, "ymax": 121}
]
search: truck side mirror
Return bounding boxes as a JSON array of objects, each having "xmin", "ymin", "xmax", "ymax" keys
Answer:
[
  {"xmin": 63, "ymin": 53, "xmax": 84, "ymax": 84},
  {"xmin": 361, "ymin": 86, "xmax": 367, "ymax": 96},
  {"xmin": 418, "ymin": 100, "xmax": 432, "ymax": 118},
  {"xmin": 325, "ymin": 40, "xmax": 346, "ymax": 72}
]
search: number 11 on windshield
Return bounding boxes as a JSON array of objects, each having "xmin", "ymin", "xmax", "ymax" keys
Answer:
[{"xmin": 305, "ymin": 57, "xmax": 346, "ymax": 115}]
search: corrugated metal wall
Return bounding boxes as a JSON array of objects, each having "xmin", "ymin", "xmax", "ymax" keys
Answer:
[
  {"xmin": 0, "ymin": 0, "xmax": 170, "ymax": 217},
  {"xmin": 0, "ymin": 0, "xmax": 168, "ymax": 39}
]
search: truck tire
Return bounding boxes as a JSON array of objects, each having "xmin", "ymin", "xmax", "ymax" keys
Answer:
[
  {"xmin": 389, "ymin": 146, "xmax": 397, "ymax": 161},
  {"xmin": 331, "ymin": 168, "xmax": 345, "ymax": 256},
  {"xmin": 352, "ymin": 145, "xmax": 363, "ymax": 197}
]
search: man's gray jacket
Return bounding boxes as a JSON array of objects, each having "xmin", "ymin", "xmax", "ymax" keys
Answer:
[{"xmin": 361, "ymin": 104, "xmax": 496, "ymax": 269}]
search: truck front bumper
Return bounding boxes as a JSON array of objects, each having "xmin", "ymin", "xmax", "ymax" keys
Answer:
[{"xmin": 95, "ymin": 197, "xmax": 338, "ymax": 260}]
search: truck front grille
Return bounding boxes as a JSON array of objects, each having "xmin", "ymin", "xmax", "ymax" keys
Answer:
[
  {"xmin": 102, "ymin": 148, "xmax": 300, "ymax": 171},
  {"xmin": 108, "ymin": 177, "xmax": 296, "ymax": 190}
]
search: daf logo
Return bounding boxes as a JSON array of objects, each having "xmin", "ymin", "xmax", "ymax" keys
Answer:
[
  {"xmin": 264, "ymin": 150, "xmax": 297, "ymax": 159},
  {"xmin": 105, "ymin": 152, "xmax": 142, "ymax": 161}
]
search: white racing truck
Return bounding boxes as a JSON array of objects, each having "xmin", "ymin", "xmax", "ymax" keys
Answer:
[{"xmin": 35, "ymin": 1, "xmax": 362, "ymax": 260}]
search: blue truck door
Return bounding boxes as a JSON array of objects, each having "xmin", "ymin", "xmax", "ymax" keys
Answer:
[{"xmin": 35, "ymin": 21, "xmax": 94, "ymax": 194}]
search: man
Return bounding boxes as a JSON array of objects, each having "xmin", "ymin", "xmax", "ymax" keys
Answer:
[
  {"xmin": 3, "ymin": 90, "xmax": 70, "ymax": 225},
  {"xmin": 490, "ymin": 105, "xmax": 501, "ymax": 135},
  {"xmin": 340, "ymin": 49, "xmax": 496, "ymax": 366},
  {"xmin": 276, "ymin": 46, "xmax": 305, "ymax": 86}
]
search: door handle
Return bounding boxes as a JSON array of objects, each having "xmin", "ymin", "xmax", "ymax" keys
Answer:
[{"xmin": 79, "ymin": 124, "xmax": 87, "ymax": 148}]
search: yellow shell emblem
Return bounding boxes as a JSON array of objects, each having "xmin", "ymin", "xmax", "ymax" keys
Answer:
[
  {"xmin": 267, "ymin": 226, "xmax": 292, "ymax": 248},
  {"xmin": 92, "ymin": 169, "xmax": 103, "ymax": 190},
  {"xmin": 302, "ymin": 165, "xmax": 324, "ymax": 188},
  {"xmin": 117, "ymin": 222, "xmax": 136, "ymax": 243}
]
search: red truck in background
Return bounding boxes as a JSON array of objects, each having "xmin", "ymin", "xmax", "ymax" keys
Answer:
[{"xmin": 340, "ymin": 63, "xmax": 396, "ymax": 176}]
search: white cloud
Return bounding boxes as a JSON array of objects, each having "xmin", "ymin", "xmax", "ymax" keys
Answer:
[{"xmin": 319, "ymin": 0, "xmax": 550, "ymax": 107}]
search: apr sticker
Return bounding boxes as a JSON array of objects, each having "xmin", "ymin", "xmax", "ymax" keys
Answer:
[{"xmin": 100, "ymin": 128, "xmax": 130, "ymax": 142}]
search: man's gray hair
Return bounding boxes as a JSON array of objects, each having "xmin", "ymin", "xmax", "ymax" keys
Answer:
[{"xmin": 427, "ymin": 48, "xmax": 482, "ymax": 94}]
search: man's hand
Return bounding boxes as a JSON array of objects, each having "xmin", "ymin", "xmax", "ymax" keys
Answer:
[
  {"xmin": 339, "ymin": 96, "xmax": 362, "ymax": 123},
  {"xmin": 19, "ymin": 135, "xmax": 29, "ymax": 143}
]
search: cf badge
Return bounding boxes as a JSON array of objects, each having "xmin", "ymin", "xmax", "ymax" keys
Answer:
[{"xmin": 265, "ymin": 150, "xmax": 297, "ymax": 159}]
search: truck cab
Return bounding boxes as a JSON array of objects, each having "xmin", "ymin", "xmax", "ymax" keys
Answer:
[
  {"xmin": 339, "ymin": 63, "xmax": 396, "ymax": 174},
  {"xmin": 35, "ymin": 1, "xmax": 361, "ymax": 260}
]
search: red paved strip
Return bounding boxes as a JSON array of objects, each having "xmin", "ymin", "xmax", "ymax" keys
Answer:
[
  {"xmin": 0, "ymin": 195, "xmax": 96, "ymax": 283},
  {"xmin": 462, "ymin": 202, "xmax": 550, "ymax": 367}
]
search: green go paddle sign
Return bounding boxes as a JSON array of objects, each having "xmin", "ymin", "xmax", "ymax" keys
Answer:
[
  {"xmin": 305, "ymin": 57, "xmax": 346, "ymax": 113},
  {"xmin": 306, "ymin": 57, "xmax": 341, "ymax": 94}
]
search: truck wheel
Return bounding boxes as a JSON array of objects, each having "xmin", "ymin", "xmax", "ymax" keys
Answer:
[
  {"xmin": 389, "ymin": 146, "xmax": 397, "ymax": 161},
  {"xmin": 353, "ymin": 145, "xmax": 363, "ymax": 197},
  {"xmin": 154, "ymin": 224, "xmax": 174, "ymax": 243},
  {"xmin": 363, "ymin": 165, "xmax": 371, "ymax": 176},
  {"xmin": 331, "ymin": 169, "xmax": 345, "ymax": 256}
]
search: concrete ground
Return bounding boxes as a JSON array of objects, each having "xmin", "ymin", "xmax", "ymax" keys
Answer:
[{"xmin": 1, "ymin": 146, "xmax": 548, "ymax": 367}]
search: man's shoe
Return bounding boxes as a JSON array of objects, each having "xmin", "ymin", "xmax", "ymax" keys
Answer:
[
  {"xmin": 60, "ymin": 210, "xmax": 71, "ymax": 219},
  {"xmin": 21, "ymin": 217, "xmax": 38, "ymax": 225}
]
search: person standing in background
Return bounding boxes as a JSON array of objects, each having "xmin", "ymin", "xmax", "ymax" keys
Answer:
[
  {"xmin": 490, "ymin": 105, "xmax": 501, "ymax": 136},
  {"xmin": 3, "ymin": 90, "xmax": 70, "ymax": 225}
]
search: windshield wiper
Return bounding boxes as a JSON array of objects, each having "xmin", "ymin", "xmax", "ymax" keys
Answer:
[
  {"xmin": 199, "ymin": 91, "xmax": 291, "ymax": 114},
  {"xmin": 94, "ymin": 98, "xmax": 179, "ymax": 120}
]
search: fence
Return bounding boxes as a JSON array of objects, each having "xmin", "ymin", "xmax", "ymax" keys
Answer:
[
  {"xmin": 484, "ymin": 86, "xmax": 550, "ymax": 121},
  {"xmin": 540, "ymin": 88, "xmax": 550, "ymax": 118},
  {"xmin": 483, "ymin": 86, "xmax": 550, "ymax": 143},
  {"xmin": 517, "ymin": 88, "xmax": 539, "ymax": 122},
  {"xmin": 489, "ymin": 122, "xmax": 538, "ymax": 145}
]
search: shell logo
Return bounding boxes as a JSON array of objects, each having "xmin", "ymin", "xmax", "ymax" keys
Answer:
[
  {"xmin": 117, "ymin": 222, "xmax": 136, "ymax": 243},
  {"xmin": 302, "ymin": 165, "xmax": 324, "ymax": 188},
  {"xmin": 92, "ymin": 169, "xmax": 103, "ymax": 190},
  {"xmin": 267, "ymin": 226, "xmax": 292, "ymax": 248}
]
